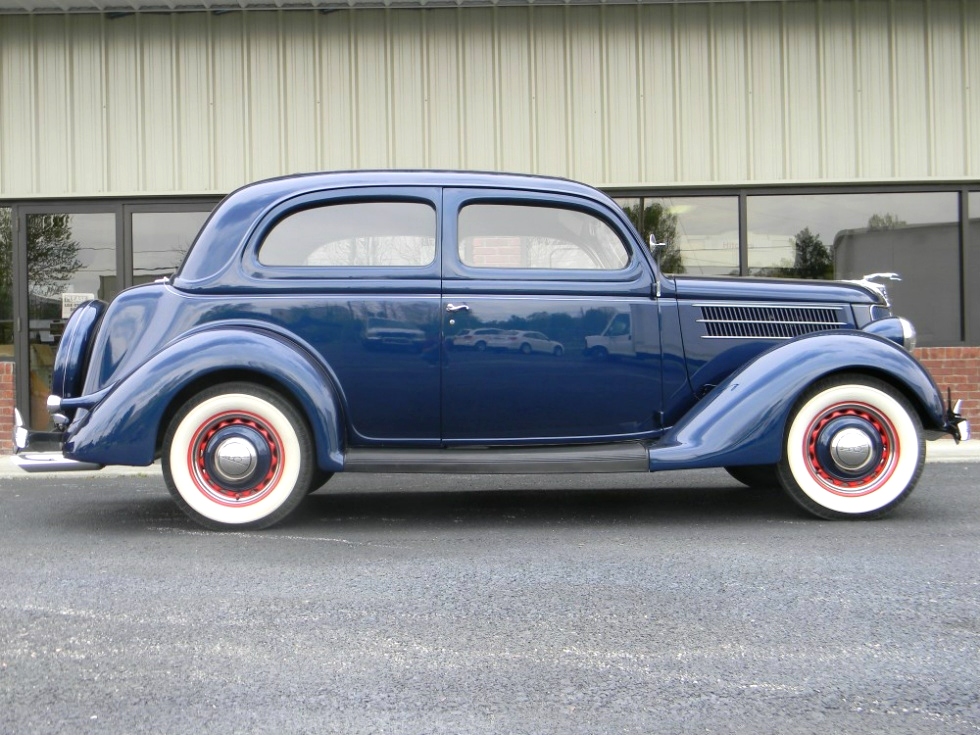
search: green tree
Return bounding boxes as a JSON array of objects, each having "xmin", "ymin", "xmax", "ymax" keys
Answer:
[
  {"xmin": 621, "ymin": 202, "xmax": 685, "ymax": 274},
  {"xmin": 0, "ymin": 210, "xmax": 82, "ymax": 308}
]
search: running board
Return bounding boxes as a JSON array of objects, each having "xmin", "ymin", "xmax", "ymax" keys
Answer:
[
  {"xmin": 12, "ymin": 452, "xmax": 104, "ymax": 473},
  {"xmin": 344, "ymin": 442, "xmax": 650, "ymax": 474}
]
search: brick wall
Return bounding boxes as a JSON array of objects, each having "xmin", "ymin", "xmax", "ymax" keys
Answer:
[
  {"xmin": 917, "ymin": 347, "xmax": 980, "ymax": 429},
  {"xmin": 0, "ymin": 361, "xmax": 13, "ymax": 455}
]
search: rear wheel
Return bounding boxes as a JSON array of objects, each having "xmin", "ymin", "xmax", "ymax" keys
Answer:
[
  {"xmin": 163, "ymin": 383, "xmax": 314, "ymax": 530},
  {"xmin": 777, "ymin": 374, "xmax": 924, "ymax": 520}
]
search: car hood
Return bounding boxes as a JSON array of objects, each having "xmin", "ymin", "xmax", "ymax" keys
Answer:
[{"xmin": 670, "ymin": 275, "xmax": 883, "ymax": 305}]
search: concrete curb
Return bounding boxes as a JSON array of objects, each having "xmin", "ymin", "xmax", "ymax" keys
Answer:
[{"xmin": 2, "ymin": 440, "xmax": 978, "ymax": 479}]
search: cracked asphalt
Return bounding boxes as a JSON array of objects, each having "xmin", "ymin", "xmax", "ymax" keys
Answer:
[{"xmin": 2, "ymin": 463, "xmax": 979, "ymax": 734}]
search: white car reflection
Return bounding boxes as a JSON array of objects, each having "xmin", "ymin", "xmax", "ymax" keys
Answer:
[
  {"xmin": 496, "ymin": 330, "xmax": 564, "ymax": 356},
  {"xmin": 451, "ymin": 327, "xmax": 505, "ymax": 351}
]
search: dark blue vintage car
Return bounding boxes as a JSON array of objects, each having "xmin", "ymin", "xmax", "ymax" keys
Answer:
[{"xmin": 13, "ymin": 171, "xmax": 969, "ymax": 529}]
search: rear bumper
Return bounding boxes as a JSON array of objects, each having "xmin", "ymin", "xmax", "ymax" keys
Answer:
[{"xmin": 12, "ymin": 409, "xmax": 104, "ymax": 473}]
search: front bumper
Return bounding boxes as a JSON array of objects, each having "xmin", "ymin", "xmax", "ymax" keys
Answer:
[
  {"xmin": 12, "ymin": 408, "xmax": 104, "ymax": 473},
  {"xmin": 947, "ymin": 399, "xmax": 971, "ymax": 442}
]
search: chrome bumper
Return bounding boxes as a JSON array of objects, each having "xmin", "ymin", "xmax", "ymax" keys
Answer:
[
  {"xmin": 948, "ymin": 398, "xmax": 971, "ymax": 442},
  {"xmin": 12, "ymin": 408, "xmax": 104, "ymax": 473}
]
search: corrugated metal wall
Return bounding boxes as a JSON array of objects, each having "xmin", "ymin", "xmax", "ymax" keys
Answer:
[{"xmin": 0, "ymin": 0, "xmax": 977, "ymax": 197}]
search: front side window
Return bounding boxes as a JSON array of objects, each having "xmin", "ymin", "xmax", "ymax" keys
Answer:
[
  {"xmin": 259, "ymin": 201, "xmax": 436, "ymax": 268},
  {"xmin": 458, "ymin": 203, "xmax": 629, "ymax": 271}
]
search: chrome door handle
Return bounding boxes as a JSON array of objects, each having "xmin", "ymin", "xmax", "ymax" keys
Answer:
[{"xmin": 445, "ymin": 303, "xmax": 470, "ymax": 313}]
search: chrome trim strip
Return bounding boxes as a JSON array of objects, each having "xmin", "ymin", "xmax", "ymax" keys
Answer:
[
  {"xmin": 697, "ymin": 319, "xmax": 848, "ymax": 326},
  {"xmin": 691, "ymin": 302, "xmax": 846, "ymax": 310}
]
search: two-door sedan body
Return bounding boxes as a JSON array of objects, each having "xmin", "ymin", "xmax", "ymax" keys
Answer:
[{"xmin": 14, "ymin": 171, "xmax": 969, "ymax": 529}]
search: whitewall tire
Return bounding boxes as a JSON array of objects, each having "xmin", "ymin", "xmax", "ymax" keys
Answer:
[
  {"xmin": 777, "ymin": 374, "xmax": 924, "ymax": 520},
  {"xmin": 163, "ymin": 383, "xmax": 314, "ymax": 530}
]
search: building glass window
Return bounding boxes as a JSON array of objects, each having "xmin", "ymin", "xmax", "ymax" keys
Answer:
[
  {"xmin": 27, "ymin": 212, "xmax": 116, "ymax": 428},
  {"xmin": 618, "ymin": 196, "xmax": 739, "ymax": 275},
  {"xmin": 747, "ymin": 192, "xmax": 960, "ymax": 346},
  {"xmin": 0, "ymin": 208, "xmax": 11, "ymax": 359},
  {"xmin": 133, "ymin": 210, "xmax": 212, "ymax": 285}
]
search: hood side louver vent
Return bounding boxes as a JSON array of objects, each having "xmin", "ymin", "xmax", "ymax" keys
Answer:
[{"xmin": 697, "ymin": 304, "xmax": 846, "ymax": 339}]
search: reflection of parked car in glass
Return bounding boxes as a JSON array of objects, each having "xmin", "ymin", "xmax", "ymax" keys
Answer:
[
  {"xmin": 497, "ymin": 330, "xmax": 564, "ymax": 356},
  {"xmin": 451, "ymin": 327, "xmax": 504, "ymax": 351},
  {"xmin": 13, "ymin": 170, "xmax": 968, "ymax": 532}
]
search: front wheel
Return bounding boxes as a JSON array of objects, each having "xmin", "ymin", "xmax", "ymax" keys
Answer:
[
  {"xmin": 163, "ymin": 383, "xmax": 315, "ymax": 530},
  {"xmin": 777, "ymin": 374, "xmax": 924, "ymax": 520}
]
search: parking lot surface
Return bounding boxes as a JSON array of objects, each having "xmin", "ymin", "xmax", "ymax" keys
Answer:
[{"xmin": 1, "ymin": 461, "xmax": 979, "ymax": 734}]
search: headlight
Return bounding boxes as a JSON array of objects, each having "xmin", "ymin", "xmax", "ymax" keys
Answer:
[{"xmin": 861, "ymin": 316, "xmax": 916, "ymax": 353}]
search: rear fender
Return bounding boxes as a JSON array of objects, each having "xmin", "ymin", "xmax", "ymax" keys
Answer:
[
  {"xmin": 51, "ymin": 300, "xmax": 108, "ymax": 405},
  {"xmin": 63, "ymin": 327, "xmax": 345, "ymax": 471},
  {"xmin": 649, "ymin": 331, "xmax": 946, "ymax": 471}
]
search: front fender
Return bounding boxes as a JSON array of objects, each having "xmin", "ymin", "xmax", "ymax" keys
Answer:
[
  {"xmin": 63, "ymin": 327, "xmax": 345, "ymax": 471},
  {"xmin": 649, "ymin": 331, "xmax": 946, "ymax": 471}
]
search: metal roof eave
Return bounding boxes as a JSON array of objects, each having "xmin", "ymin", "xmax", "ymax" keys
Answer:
[{"xmin": 0, "ymin": 0, "xmax": 812, "ymax": 15}]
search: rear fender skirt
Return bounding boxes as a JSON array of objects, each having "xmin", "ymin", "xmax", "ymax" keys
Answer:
[
  {"xmin": 62, "ymin": 327, "xmax": 344, "ymax": 472},
  {"xmin": 648, "ymin": 331, "xmax": 946, "ymax": 471}
]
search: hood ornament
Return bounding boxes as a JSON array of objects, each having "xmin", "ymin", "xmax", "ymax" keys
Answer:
[{"xmin": 844, "ymin": 272, "xmax": 901, "ymax": 307}]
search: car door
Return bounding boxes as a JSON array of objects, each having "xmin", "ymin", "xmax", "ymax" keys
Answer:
[
  {"xmin": 440, "ymin": 188, "xmax": 663, "ymax": 444},
  {"xmin": 247, "ymin": 187, "xmax": 444, "ymax": 445}
]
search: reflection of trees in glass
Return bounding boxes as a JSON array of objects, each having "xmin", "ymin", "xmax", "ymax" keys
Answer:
[
  {"xmin": 754, "ymin": 227, "xmax": 833, "ymax": 280},
  {"xmin": 791, "ymin": 227, "xmax": 833, "ymax": 280},
  {"xmin": 867, "ymin": 213, "xmax": 907, "ymax": 230},
  {"xmin": 309, "ymin": 236, "xmax": 434, "ymax": 267},
  {"xmin": 621, "ymin": 202, "xmax": 684, "ymax": 273},
  {"xmin": 0, "ymin": 210, "xmax": 82, "ymax": 300},
  {"xmin": 0, "ymin": 211, "xmax": 10, "ymax": 315}
]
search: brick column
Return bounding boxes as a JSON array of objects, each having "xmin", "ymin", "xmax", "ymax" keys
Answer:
[
  {"xmin": 0, "ymin": 360, "xmax": 13, "ymax": 455},
  {"xmin": 917, "ymin": 347, "xmax": 980, "ymax": 429}
]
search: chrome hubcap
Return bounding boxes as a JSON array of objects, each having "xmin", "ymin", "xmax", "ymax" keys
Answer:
[
  {"xmin": 829, "ymin": 428, "xmax": 875, "ymax": 473},
  {"xmin": 212, "ymin": 437, "xmax": 258, "ymax": 483}
]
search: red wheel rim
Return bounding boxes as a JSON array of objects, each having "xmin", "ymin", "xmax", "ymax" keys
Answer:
[
  {"xmin": 803, "ymin": 402, "xmax": 900, "ymax": 497},
  {"xmin": 186, "ymin": 411, "xmax": 284, "ymax": 507}
]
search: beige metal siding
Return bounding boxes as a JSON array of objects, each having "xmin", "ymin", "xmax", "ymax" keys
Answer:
[{"xmin": 0, "ymin": 0, "xmax": 978, "ymax": 197}]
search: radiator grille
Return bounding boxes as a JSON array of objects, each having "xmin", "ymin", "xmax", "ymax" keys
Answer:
[{"xmin": 698, "ymin": 304, "xmax": 846, "ymax": 339}]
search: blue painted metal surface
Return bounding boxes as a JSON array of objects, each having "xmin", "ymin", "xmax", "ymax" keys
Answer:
[
  {"xmin": 64, "ymin": 327, "xmax": 345, "ymax": 471},
  {"xmin": 28, "ymin": 170, "xmax": 957, "ymax": 478},
  {"xmin": 648, "ymin": 331, "xmax": 947, "ymax": 472},
  {"xmin": 50, "ymin": 299, "xmax": 107, "ymax": 406}
]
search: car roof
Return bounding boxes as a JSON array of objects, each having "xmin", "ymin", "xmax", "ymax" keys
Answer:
[{"xmin": 174, "ymin": 170, "xmax": 621, "ymax": 288}]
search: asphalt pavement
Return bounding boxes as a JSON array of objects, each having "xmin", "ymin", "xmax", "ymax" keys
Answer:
[{"xmin": 1, "ymin": 454, "xmax": 979, "ymax": 735}]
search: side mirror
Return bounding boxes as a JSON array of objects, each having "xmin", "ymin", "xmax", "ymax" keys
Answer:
[{"xmin": 648, "ymin": 234, "xmax": 668, "ymax": 254}]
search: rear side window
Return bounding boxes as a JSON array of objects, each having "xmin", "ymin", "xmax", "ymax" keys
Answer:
[
  {"xmin": 259, "ymin": 201, "xmax": 436, "ymax": 267},
  {"xmin": 458, "ymin": 203, "xmax": 630, "ymax": 271}
]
